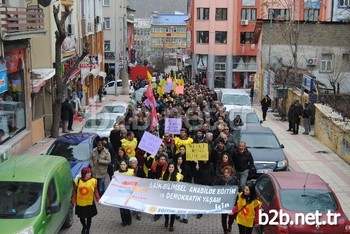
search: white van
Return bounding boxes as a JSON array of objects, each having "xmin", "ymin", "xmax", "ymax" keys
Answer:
[
  {"xmin": 219, "ymin": 89, "xmax": 251, "ymax": 111},
  {"xmin": 104, "ymin": 80, "xmax": 134, "ymax": 95}
]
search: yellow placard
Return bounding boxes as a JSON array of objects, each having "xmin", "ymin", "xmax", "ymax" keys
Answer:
[
  {"xmin": 186, "ymin": 143, "xmax": 208, "ymax": 161},
  {"xmin": 82, "ymin": 86, "xmax": 88, "ymax": 92}
]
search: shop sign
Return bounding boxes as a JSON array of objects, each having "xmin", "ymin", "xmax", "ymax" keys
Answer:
[
  {"xmin": 0, "ymin": 63, "xmax": 8, "ymax": 94},
  {"xmin": 5, "ymin": 49, "xmax": 25, "ymax": 74}
]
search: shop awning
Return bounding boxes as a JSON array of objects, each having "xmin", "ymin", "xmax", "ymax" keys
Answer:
[
  {"xmin": 89, "ymin": 68, "xmax": 100, "ymax": 78},
  {"xmin": 66, "ymin": 68, "xmax": 81, "ymax": 84},
  {"xmin": 99, "ymin": 71, "xmax": 107, "ymax": 78},
  {"xmin": 31, "ymin": 68, "xmax": 55, "ymax": 93}
]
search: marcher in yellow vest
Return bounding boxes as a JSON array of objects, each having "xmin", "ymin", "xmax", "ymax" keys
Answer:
[
  {"xmin": 230, "ymin": 183, "xmax": 261, "ymax": 234},
  {"xmin": 115, "ymin": 160, "xmax": 134, "ymax": 226},
  {"xmin": 121, "ymin": 131, "xmax": 138, "ymax": 157},
  {"xmin": 72, "ymin": 167, "xmax": 100, "ymax": 234},
  {"xmin": 174, "ymin": 128, "xmax": 193, "ymax": 153}
]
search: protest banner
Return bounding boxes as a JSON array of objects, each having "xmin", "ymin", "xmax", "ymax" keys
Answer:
[
  {"xmin": 175, "ymin": 85, "xmax": 184, "ymax": 94},
  {"xmin": 100, "ymin": 174, "xmax": 238, "ymax": 214},
  {"xmin": 138, "ymin": 131, "xmax": 162, "ymax": 155},
  {"xmin": 186, "ymin": 143, "xmax": 209, "ymax": 161},
  {"xmin": 164, "ymin": 118, "xmax": 182, "ymax": 134}
]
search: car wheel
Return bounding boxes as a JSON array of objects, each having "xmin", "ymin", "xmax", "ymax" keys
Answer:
[{"xmin": 62, "ymin": 204, "xmax": 74, "ymax": 228}]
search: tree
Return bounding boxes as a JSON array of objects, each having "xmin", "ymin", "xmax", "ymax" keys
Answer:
[
  {"xmin": 51, "ymin": 5, "xmax": 89, "ymax": 138},
  {"xmin": 324, "ymin": 54, "xmax": 349, "ymax": 94}
]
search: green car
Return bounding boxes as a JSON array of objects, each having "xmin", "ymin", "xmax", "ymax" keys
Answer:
[{"xmin": 0, "ymin": 155, "xmax": 74, "ymax": 233}]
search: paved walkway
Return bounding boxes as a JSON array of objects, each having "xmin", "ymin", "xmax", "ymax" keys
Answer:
[{"xmin": 254, "ymin": 105, "xmax": 350, "ymax": 219}]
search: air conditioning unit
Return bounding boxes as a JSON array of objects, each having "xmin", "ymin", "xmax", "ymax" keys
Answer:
[
  {"xmin": 241, "ymin": 19, "xmax": 249, "ymax": 26},
  {"xmin": 87, "ymin": 22, "xmax": 93, "ymax": 33},
  {"xmin": 306, "ymin": 58, "xmax": 317, "ymax": 66}
]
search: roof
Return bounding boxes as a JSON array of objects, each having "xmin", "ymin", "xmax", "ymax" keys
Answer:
[
  {"xmin": 242, "ymin": 126, "xmax": 274, "ymax": 134},
  {"xmin": 269, "ymin": 172, "xmax": 331, "ymax": 190},
  {"xmin": 151, "ymin": 14, "xmax": 188, "ymax": 26},
  {"xmin": 0, "ymin": 155, "xmax": 67, "ymax": 182},
  {"xmin": 53, "ymin": 133, "xmax": 99, "ymax": 145}
]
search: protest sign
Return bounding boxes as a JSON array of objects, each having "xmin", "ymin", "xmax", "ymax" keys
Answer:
[
  {"xmin": 165, "ymin": 82, "xmax": 174, "ymax": 93},
  {"xmin": 175, "ymin": 85, "xmax": 184, "ymax": 94},
  {"xmin": 164, "ymin": 118, "xmax": 182, "ymax": 134},
  {"xmin": 100, "ymin": 174, "xmax": 238, "ymax": 214},
  {"xmin": 167, "ymin": 77, "xmax": 172, "ymax": 83},
  {"xmin": 138, "ymin": 131, "xmax": 162, "ymax": 155},
  {"xmin": 186, "ymin": 143, "xmax": 209, "ymax": 161}
]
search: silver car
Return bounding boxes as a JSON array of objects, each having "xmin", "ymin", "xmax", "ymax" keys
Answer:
[{"xmin": 81, "ymin": 113, "xmax": 116, "ymax": 138}]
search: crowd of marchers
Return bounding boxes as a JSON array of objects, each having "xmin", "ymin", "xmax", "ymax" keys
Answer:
[{"xmin": 72, "ymin": 77, "xmax": 261, "ymax": 234}]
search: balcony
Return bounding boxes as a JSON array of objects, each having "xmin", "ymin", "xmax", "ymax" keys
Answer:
[{"xmin": 0, "ymin": 5, "xmax": 45, "ymax": 40}]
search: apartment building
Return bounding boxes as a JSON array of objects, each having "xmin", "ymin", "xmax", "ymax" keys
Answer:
[
  {"xmin": 134, "ymin": 18, "xmax": 152, "ymax": 64},
  {"xmin": 150, "ymin": 12, "xmax": 188, "ymax": 72},
  {"xmin": 0, "ymin": 0, "xmax": 47, "ymax": 154},
  {"xmin": 190, "ymin": 0, "xmax": 258, "ymax": 89}
]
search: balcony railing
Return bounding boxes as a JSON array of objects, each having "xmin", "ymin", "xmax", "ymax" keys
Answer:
[{"xmin": 0, "ymin": 5, "xmax": 44, "ymax": 34}]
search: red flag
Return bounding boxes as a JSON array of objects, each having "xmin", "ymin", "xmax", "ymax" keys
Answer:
[{"xmin": 150, "ymin": 105, "xmax": 158, "ymax": 131}]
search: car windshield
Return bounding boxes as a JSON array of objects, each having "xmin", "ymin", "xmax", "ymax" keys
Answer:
[
  {"xmin": 0, "ymin": 182, "xmax": 43, "ymax": 218},
  {"xmin": 84, "ymin": 118, "xmax": 115, "ymax": 129},
  {"xmin": 49, "ymin": 142, "xmax": 90, "ymax": 161},
  {"xmin": 242, "ymin": 133, "xmax": 281, "ymax": 148},
  {"xmin": 101, "ymin": 106, "xmax": 125, "ymax": 113},
  {"xmin": 229, "ymin": 112, "xmax": 259, "ymax": 123},
  {"xmin": 280, "ymin": 189, "xmax": 338, "ymax": 213},
  {"xmin": 222, "ymin": 94, "xmax": 250, "ymax": 106}
]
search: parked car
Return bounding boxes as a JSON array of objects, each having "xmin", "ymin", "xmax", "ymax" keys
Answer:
[
  {"xmin": 98, "ymin": 101, "xmax": 129, "ymax": 121},
  {"xmin": 0, "ymin": 155, "xmax": 74, "ymax": 233},
  {"xmin": 219, "ymin": 89, "xmax": 252, "ymax": 111},
  {"xmin": 81, "ymin": 114, "xmax": 117, "ymax": 138},
  {"xmin": 46, "ymin": 133, "xmax": 100, "ymax": 178},
  {"xmin": 240, "ymin": 126, "xmax": 288, "ymax": 178},
  {"xmin": 228, "ymin": 109, "xmax": 262, "ymax": 127},
  {"xmin": 255, "ymin": 172, "xmax": 350, "ymax": 234},
  {"xmin": 104, "ymin": 79, "xmax": 134, "ymax": 95}
]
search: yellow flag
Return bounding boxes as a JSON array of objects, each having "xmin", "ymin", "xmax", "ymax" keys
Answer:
[{"xmin": 147, "ymin": 71, "xmax": 153, "ymax": 82}]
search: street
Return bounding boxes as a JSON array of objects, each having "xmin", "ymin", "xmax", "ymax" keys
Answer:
[{"xmin": 24, "ymin": 94, "xmax": 350, "ymax": 234}]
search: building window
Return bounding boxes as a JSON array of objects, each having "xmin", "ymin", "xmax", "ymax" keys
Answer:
[
  {"xmin": 197, "ymin": 31, "xmax": 209, "ymax": 43},
  {"xmin": 343, "ymin": 53, "xmax": 349, "ymax": 61},
  {"xmin": 214, "ymin": 72, "xmax": 226, "ymax": 88},
  {"xmin": 1, "ymin": 49, "xmax": 27, "ymax": 144},
  {"xmin": 215, "ymin": 31, "xmax": 227, "ymax": 44},
  {"xmin": 215, "ymin": 63, "xmax": 226, "ymax": 70},
  {"xmin": 339, "ymin": 0, "xmax": 350, "ymax": 8},
  {"xmin": 103, "ymin": 0, "xmax": 110, "ymax": 6},
  {"xmin": 320, "ymin": 54, "xmax": 332, "ymax": 72},
  {"xmin": 240, "ymin": 32, "xmax": 254, "ymax": 44},
  {"xmin": 197, "ymin": 8, "xmax": 209, "ymax": 20},
  {"xmin": 104, "ymin": 41, "xmax": 110, "ymax": 51},
  {"xmin": 241, "ymin": 8, "xmax": 256, "ymax": 20},
  {"xmin": 269, "ymin": 9, "xmax": 290, "ymax": 20},
  {"xmin": 216, "ymin": 8, "xmax": 227, "ymax": 20},
  {"xmin": 103, "ymin": 17, "xmax": 111, "ymax": 29},
  {"xmin": 304, "ymin": 9, "xmax": 319, "ymax": 21}
]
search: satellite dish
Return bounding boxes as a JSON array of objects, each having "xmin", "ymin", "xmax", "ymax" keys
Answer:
[{"xmin": 38, "ymin": 0, "xmax": 52, "ymax": 7}]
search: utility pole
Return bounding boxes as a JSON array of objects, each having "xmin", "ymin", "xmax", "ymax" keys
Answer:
[
  {"xmin": 121, "ymin": 14, "xmax": 129, "ymax": 95},
  {"xmin": 114, "ymin": 3, "xmax": 120, "ymax": 96},
  {"xmin": 267, "ymin": 0, "xmax": 274, "ymax": 96}
]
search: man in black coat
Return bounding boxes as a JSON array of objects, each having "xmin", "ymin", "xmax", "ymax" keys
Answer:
[
  {"xmin": 232, "ymin": 141, "xmax": 254, "ymax": 191},
  {"xmin": 61, "ymin": 99, "xmax": 74, "ymax": 133},
  {"xmin": 292, "ymin": 100, "xmax": 303, "ymax": 135},
  {"xmin": 260, "ymin": 94, "xmax": 271, "ymax": 121}
]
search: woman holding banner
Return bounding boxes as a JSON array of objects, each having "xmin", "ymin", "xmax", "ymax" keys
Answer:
[
  {"xmin": 115, "ymin": 160, "xmax": 134, "ymax": 226},
  {"xmin": 162, "ymin": 163, "xmax": 182, "ymax": 232},
  {"xmin": 216, "ymin": 166, "xmax": 239, "ymax": 234},
  {"xmin": 175, "ymin": 156, "xmax": 191, "ymax": 223}
]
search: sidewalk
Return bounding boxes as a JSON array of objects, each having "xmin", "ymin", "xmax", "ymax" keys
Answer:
[
  {"xmin": 22, "ymin": 94, "xmax": 131, "ymax": 155},
  {"xmin": 253, "ymin": 105, "xmax": 350, "ymax": 219}
]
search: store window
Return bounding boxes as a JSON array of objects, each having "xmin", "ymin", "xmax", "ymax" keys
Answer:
[{"xmin": 0, "ymin": 49, "xmax": 26, "ymax": 144}]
